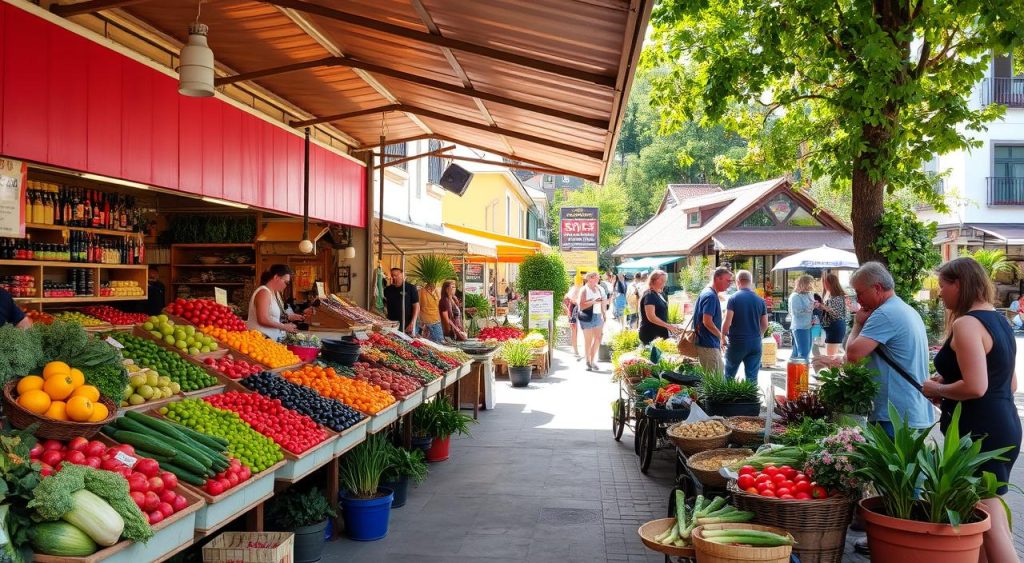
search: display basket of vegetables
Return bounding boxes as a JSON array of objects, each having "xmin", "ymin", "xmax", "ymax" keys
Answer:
[
  {"xmin": 3, "ymin": 380, "xmax": 118, "ymax": 440},
  {"xmin": 724, "ymin": 416, "xmax": 773, "ymax": 446},
  {"xmin": 686, "ymin": 448, "xmax": 753, "ymax": 489},
  {"xmin": 638, "ymin": 518, "xmax": 696, "ymax": 558},
  {"xmin": 639, "ymin": 492, "xmax": 756, "ymax": 558},
  {"xmin": 691, "ymin": 523, "xmax": 794, "ymax": 563},
  {"xmin": 666, "ymin": 419, "xmax": 731, "ymax": 455}
]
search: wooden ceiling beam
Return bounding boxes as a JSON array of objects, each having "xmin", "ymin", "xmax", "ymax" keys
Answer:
[
  {"xmin": 290, "ymin": 104, "xmax": 401, "ymax": 128},
  {"xmin": 373, "ymin": 145, "xmax": 455, "ymax": 170},
  {"xmin": 216, "ymin": 55, "xmax": 609, "ymax": 130},
  {"xmin": 431, "ymin": 134, "xmax": 599, "ymax": 182},
  {"xmin": 352, "ymin": 134, "xmax": 436, "ymax": 152},
  {"xmin": 260, "ymin": 0, "xmax": 617, "ymax": 88},
  {"xmin": 445, "ymin": 155, "xmax": 589, "ymax": 178},
  {"xmin": 51, "ymin": 0, "xmax": 151, "ymax": 17}
]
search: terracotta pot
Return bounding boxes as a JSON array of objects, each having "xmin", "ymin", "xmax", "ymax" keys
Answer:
[{"xmin": 858, "ymin": 497, "xmax": 990, "ymax": 563}]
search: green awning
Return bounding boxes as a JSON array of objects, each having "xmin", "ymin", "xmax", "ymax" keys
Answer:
[{"xmin": 617, "ymin": 256, "xmax": 684, "ymax": 272}]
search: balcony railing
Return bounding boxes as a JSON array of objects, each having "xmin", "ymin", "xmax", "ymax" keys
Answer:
[
  {"xmin": 987, "ymin": 177, "xmax": 1024, "ymax": 206},
  {"xmin": 982, "ymin": 77, "xmax": 1024, "ymax": 108}
]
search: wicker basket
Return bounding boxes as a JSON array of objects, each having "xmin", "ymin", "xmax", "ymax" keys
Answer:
[
  {"xmin": 725, "ymin": 416, "xmax": 768, "ymax": 445},
  {"xmin": 637, "ymin": 517, "xmax": 696, "ymax": 559},
  {"xmin": 727, "ymin": 482, "xmax": 856, "ymax": 563},
  {"xmin": 692, "ymin": 523, "xmax": 793, "ymax": 562},
  {"xmin": 666, "ymin": 422, "xmax": 731, "ymax": 455},
  {"xmin": 2, "ymin": 381, "xmax": 118, "ymax": 440},
  {"xmin": 686, "ymin": 448, "xmax": 753, "ymax": 489}
]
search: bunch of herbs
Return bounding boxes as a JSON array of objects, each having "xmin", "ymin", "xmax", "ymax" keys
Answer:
[
  {"xmin": 383, "ymin": 445, "xmax": 428, "ymax": 484},
  {"xmin": 698, "ymin": 372, "xmax": 760, "ymax": 403},
  {"xmin": 816, "ymin": 359, "xmax": 880, "ymax": 416}
]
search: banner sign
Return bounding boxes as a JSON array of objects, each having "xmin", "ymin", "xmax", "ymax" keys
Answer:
[
  {"xmin": 0, "ymin": 158, "xmax": 27, "ymax": 238},
  {"xmin": 527, "ymin": 290, "xmax": 554, "ymax": 330},
  {"xmin": 464, "ymin": 263, "xmax": 485, "ymax": 295},
  {"xmin": 559, "ymin": 207, "xmax": 599, "ymax": 274}
]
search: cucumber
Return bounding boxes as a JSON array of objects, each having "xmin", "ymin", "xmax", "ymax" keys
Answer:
[
  {"xmin": 124, "ymin": 411, "xmax": 197, "ymax": 444},
  {"xmin": 176, "ymin": 425, "xmax": 229, "ymax": 450},
  {"xmin": 122, "ymin": 411, "xmax": 226, "ymax": 468},
  {"xmin": 146, "ymin": 452, "xmax": 209, "ymax": 477},
  {"xmin": 153, "ymin": 460, "xmax": 207, "ymax": 486},
  {"xmin": 110, "ymin": 431, "xmax": 178, "ymax": 457}
]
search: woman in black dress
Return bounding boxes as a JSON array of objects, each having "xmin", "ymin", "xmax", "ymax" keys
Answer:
[
  {"xmin": 638, "ymin": 270, "xmax": 681, "ymax": 345},
  {"xmin": 923, "ymin": 257, "xmax": 1019, "ymax": 563}
]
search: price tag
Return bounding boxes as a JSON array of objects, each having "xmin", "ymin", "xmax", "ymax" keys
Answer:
[
  {"xmin": 105, "ymin": 337, "xmax": 124, "ymax": 349},
  {"xmin": 315, "ymin": 282, "xmax": 326, "ymax": 299},
  {"xmin": 354, "ymin": 331, "xmax": 368, "ymax": 340},
  {"xmin": 392, "ymin": 330, "xmax": 413, "ymax": 342},
  {"xmin": 214, "ymin": 287, "xmax": 228, "ymax": 306},
  {"xmin": 114, "ymin": 451, "xmax": 137, "ymax": 468}
]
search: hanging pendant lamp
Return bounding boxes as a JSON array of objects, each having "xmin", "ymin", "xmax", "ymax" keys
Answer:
[{"xmin": 178, "ymin": 3, "xmax": 214, "ymax": 97}]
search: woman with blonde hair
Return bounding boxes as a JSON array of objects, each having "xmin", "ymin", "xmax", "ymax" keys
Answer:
[
  {"xmin": 563, "ymin": 276, "xmax": 584, "ymax": 359},
  {"xmin": 788, "ymin": 274, "xmax": 815, "ymax": 360},
  {"xmin": 639, "ymin": 270, "xmax": 680, "ymax": 344},
  {"xmin": 815, "ymin": 272, "xmax": 849, "ymax": 355},
  {"xmin": 922, "ymin": 257, "xmax": 1019, "ymax": 563},
  {"xmin": 576, "ymin": 271, "xmax": 606, "ymax": 371}
]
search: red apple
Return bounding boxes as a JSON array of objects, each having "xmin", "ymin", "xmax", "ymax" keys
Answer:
[
  {"xmin": 135, "ymin": 458, "xmax": 160, "ymax": 478},
  {"xmin": 171, "ymin": 495, "xmax": 188, "ymax": 512},
  {"xmin": 29, "ymin": 444, "xmax": 44, "ymax": 459},
  {"xmin": 127, "ymin": 473, "xmax": 149, "ymax": 492},
  {"xmin": 161, "ymin": 472, "xmax": 178, "ymax": 491},
  {"xmin": 147, "ymin": 511, "xmax": 164, "ymax": 526},
  {"xmin": 143, "ymin": 491, "xmax": 161, "ymax": 512},
  {"xmin": 157, "ymin": 502, "xmax": 174, "ymax": 518},
  {"xmin": 148, "ymin": 476, "xmax": 165, "ymax": 493},
  {"xmin": 84, "ymin": 441, "xmax": 106, "ymax": 458},
  {"xmin": 159, "ymin": 489, "xmax": 176, "ymax": 504},
  {"xmin": 205, "ymin": 480, "xmax": 225, "ymax": 496},
  {"xmin": 67, "ymin": 437, "xmax": 89, "ymax": 452},
  {"xmin": 130, "ymin": 491, "xmax": 146, "ymax": 509},
  {"xmin": 84, "ymin": 456, "xmax": 102, "ymax": 469},
  {"xmin": 39, "ymin": 463, "xmax": 54, "ymax": 477},
  {"xmin": 42, "ymin": 439, "xmax": 63, "ymax": 451},
  {"xmin": 40, "ymin": 449, "xmax": 63, "ymax": 467},
  {"xmin": 101, "ymin": 458, "xmax": 124, "ymax": 472}
]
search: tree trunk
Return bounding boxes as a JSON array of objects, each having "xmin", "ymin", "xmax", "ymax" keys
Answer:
[{"xmin": 850, "ymin": 156, "xmax": 886, "ymax": 265}]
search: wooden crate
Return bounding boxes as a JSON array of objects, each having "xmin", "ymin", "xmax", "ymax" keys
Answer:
[
  {"xmin": 366, "ymin": 401, "xmax": 399, "ymax": 434},
  {"xmin": 334, "ymin": 417, "xmax": 370, "ymax": 457},
  {"xmin": 273, "ymin": 430, "xmax": 340, "ymax": 484},
  {"xmin": 203, "ymin": 532, "xmax": 294, "ymax": 563}
]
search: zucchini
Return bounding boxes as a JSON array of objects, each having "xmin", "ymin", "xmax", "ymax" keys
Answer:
[
  {"xmin": 154, "ymin": 459, "xmax": 208, "ymax": 486},
  {"xmin": 144, "ymin": 451, "xmax": 209, "ymax": 477},
  {"xmin": 121, "ymin": 412, "xmax": 225, "ymax": 468},
  {"xmin": 124, "ymin": 411, "xmax": 196, "ymax": 444},
  {"xmin": 176, "ymin": 425, "xmax": 230, "ymax": 450},
  {"xmin": 30, "ymin": 522, "xmax": 98, "ymax": 557},
  {"xmin": 110, "ymin": 431, "xmax": 178, "ymax": 457}
]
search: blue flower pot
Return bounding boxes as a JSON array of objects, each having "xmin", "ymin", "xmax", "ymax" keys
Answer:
[{"xmin": 340, "ymin": 488, "xmax": 394, "ymax": 541}]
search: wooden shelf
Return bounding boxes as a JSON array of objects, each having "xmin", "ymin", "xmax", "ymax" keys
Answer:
[
  {"xmin": 15, "ymin": 296, "xmax": 146, "ymax": 304},
  {"xmin": 26, "ymin": 223, "xmax": 144, "ymax": 238},
  {"xmin": 171, "ymin": 282, "xmax": 246, "ymax": 286},
  {"xmin": 0, "ymin": 259, "xmax": 147, "ymax": 270},
  {"xmin": 174, "ymin": 264, "xmax": 256, "ymax": 268},
  {"xmin": 171, "ymin": 243, "xmax": 254, "ymax": 248}
]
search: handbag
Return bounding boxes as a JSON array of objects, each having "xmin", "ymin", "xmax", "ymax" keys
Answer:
[
  {"xmin": 676, "ymin": 310, "xmax": 698, "ymax": 358},
  {"xmin": 577, "ymin": 305, "xmax": 594, "ymax": 323}
]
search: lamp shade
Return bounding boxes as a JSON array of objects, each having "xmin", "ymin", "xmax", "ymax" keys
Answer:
[
  {"xmin": 344, "ymin": 246, "xmax": 357, "ymax": 259},
  {"xmin": 178, "ymin": 22, "xmax": 214, "ymax": 97},
  {"xmin": 298, "ymin": 239, "xmax": 315, "ymax": 254}
]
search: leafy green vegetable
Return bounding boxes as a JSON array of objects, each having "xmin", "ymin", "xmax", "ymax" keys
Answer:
[
  {"xmin": 0, "ymin": 426, "xmax": 43, "ymax": 559},
  {"xmin": 28, "ymin": 464, "xmax": 151, "ymax": 543},
  {"xmin": 82, "ymin": 363, "xmax": 129, "ymax": 403},
  {"xmin": 267, "ymin": 487, "xmax": 336, "ymax": 530},
  {"xmin": 816, "ymin": 359, "xmax": 880, "ymax": 416},
  {"xmin": 698, "ymin": 372, "xmax": 760, "ymax": 403},
  {"xmin": 775, "ymin": 417, "xmax": 839, "ymax": 447},
  {"xmin": 32, "ymin": 321, "xmax": 89, "ymax": 370},
  {"xmin": 0, "ymin": 326, "xmax": 44, "ymax": 386}
]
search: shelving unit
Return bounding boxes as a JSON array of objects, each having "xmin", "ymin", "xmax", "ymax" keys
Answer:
[
  {"xmin": 25, "ymin": 222, "xmax": 144, "ymax": 239},
  {"xmin": 170, "ymin": 244, "xmax": 256, "ymax": 304}
]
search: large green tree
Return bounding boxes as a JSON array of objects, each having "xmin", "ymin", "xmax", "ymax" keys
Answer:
[{"xmin": 645, "ymin": 0, "xmax": 1023, "ymax": 263}]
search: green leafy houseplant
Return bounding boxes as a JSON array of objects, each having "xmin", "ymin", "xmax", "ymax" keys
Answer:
[
  {"xmin": 500, "ymin": 340, "xmax": 533, "ymax": 368},
  {"xmin": 698, "ymin": 372, "xmax": 760, "ymax": 404},
  {"xmin": 816, "ymin": 359, "xmax": 880, "ymax": 416},
  {"xmin": 267, "ymin": 487, "xmax": 337, "ymax": 529},
  {"xmin": 850, "ymin": 403, "xmax": 1012, "ymax": 525},
  {"xmin": 338, "ymin": 434, "xmax": 393, "ymax": 499},
  {"xmin": 463, "ymin": 293, "xmax": 491, "ymax": 318},
  {"xmin": 965, "ymin": 248, "xmax": 1020, "ymax": 281},
  {"xmin": 383, "ymin": 445, "xmax": 428, "ymax": 485},
  {"xmin": 515, "ymin": 254, "xmax": 570, "ymax": 322},
  {"xmin": 412, "ymin": 397, "xmax": 475, "ymax": 440},
  {"xmin": 408, "ymin": 255, "xmax": 456, "ymax": 287}
]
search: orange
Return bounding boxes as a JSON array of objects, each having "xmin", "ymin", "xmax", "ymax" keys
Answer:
[
  {"xmin": 87, "ymin": 402, "xmax": 109, "ymax": 422},
  {"xmin": 16, "ymin": 375, "xmax": 44, "ymax": 395},
  {"xmin": 42, "ymin": 375, "xmax": 75, "ymax": 401},
  {"xmin": 42, "ymin": 361, "xmax": 71, "ymax": 380},
  {"xmin": 17, "ymin": 390, "xmax": 51, "ymax": 414},
  {"xmin": 69, "ymin": 368, "xmax": 85, "ymax": 389},
  {"xmin": 66, "ymin": 396, "xmax": 94, "ymax": 422},
  {"xmin": 70, "ymin": 385, "xmax": 100, "ymax": 402},
  {"xmin": 44, "ymin": 401, "xmax": 68, "ymax": 421}
]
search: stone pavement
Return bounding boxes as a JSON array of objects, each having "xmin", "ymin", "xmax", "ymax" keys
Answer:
[{"xmin": 323, "ymin": 335, "xmax": 1024, "ymax": 562}]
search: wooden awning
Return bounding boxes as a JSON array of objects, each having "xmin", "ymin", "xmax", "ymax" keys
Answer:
[{"xmin": 53, "ymin": 0, "xmax": 653, "ymax": 183}]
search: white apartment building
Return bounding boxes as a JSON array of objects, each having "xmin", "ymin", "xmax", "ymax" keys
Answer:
[{"xmin": 919, "ymin": 52, "xmax": 1024, "ymax": 265}]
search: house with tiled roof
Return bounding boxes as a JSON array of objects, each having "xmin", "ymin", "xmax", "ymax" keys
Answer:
[{"xmin": 657, "ymin": 184, "xmax": 723, "ymax": 213}]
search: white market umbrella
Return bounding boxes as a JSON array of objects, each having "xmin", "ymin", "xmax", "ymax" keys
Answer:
[{"xmin": 771, "ymin": 245, "xmax": 859, "ymax": 271}]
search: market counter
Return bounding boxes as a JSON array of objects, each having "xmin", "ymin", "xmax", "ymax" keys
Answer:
[{"xmin": 459, "ymin": 351, "xmax": 497, "ymax": 419}]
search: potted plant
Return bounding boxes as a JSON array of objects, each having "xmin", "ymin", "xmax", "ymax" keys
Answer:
[
  {"xmin": 338, "ymin": 434, "xmax": 395, "ymax": 541},
  {"xmin": 266, "ymin": 487, "xmax": 337, "ymax": 562},
  {"xmin": 413, "ymin": 397, "xmax": 475, "ymax": 462},
  {"xmin": 697, "ymin": 371, "xmax": 761, "ymax": 416},
  {"xmin": 380, "ymin": 444, "xmax": 428, "ymax": 509},
  {"xmin": 850, "ymin": 404, "xmax": 1012, "ymax": 562},
  {"xmin": 815, "ymin": 359, "xmax": 880, "ymax": 425},
  {"xmin": 501, "ymin": 339, "xmax": 534, "ymax": 387},
  {"xmin": 764, "ymin": 321, "xmax": 784, "ymax": 346}
]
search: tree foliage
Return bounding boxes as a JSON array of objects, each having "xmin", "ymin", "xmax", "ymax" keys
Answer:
[
  {"xmin": 872, "ymin": 204, "xmax": 940, "ymax": 302},
  {"xmin": 516, "ymin": 254, "xmax": 571, "ymax": 324},
  {"xmin": 964, "ymin": 248, "xmax": 1020, "ymax": 281},
  {"xmin": 645, "ymin": 0, "xmax": 1024, "ymax": 263}
]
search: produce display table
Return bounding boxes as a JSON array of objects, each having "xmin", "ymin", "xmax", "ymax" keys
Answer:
[
  {"xmin": 398, "ymin": 389, "xmax": 424, "ymax": 415},
  {"xmin": 459, "ymin": 351, "xmax": 497, "ymax": 419},
  {"xmin": 192, "ymin": 459, "xmax": 285, "ymax": 537},
  {"xmin": 334, "ymin": 417, "xmax": 370, "ymax": 457},
  {"xmin": 423, "ymin": 375, "xmax": 444, "ymax": 400},
  {"xmin": 274, "ymin": 431, "xmax": 341, "ymax": 484},
  {"xmin": 367, "ymin": 401, "xmax": 399, "ymax": 433}
]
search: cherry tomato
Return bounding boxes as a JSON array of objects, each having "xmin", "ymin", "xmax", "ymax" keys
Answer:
[
  {"xmin": 811, "ymin": 485, "xmax": 829, "ymax": 499},
  {"xmin": 760, "ymin": 489, "xmax": 776, "ymax": 497},
  {"xmin": 737, "ymin": 474, "xmax": 756, "ymax": 489},
  {"xmin": 738, "ymin": 465, "xmax": 756, "ymax": 476}
]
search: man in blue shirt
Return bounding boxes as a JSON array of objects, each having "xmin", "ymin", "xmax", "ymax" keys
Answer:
[
  {"xmin": 824, "ymin": 262, "xmax": 934, "ymax": 433},
  {"xmin": 692, "ymin": 266, "xmax": 733, "ymax": 375},
  {"xmin": 722, "ymin": 270, "xmax": 768, "ymax": 383},
  {"xmin": 0, "ymin": 288, "xmax": 30, "ymax": 329}
]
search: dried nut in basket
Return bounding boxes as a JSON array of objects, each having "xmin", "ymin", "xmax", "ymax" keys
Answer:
[
  {"xmin": 731, "ymin": 419, "xmax": 764, "ymax": 431},
  {"xmin": 689, "ymin": 452, "xmax": 750, "ymax": 471},
  {"xmin": 669, "ymin": 420, "xmax": 728, "ymax": 438}
]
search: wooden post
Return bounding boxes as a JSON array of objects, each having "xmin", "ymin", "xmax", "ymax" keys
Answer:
[{"xmin": 326, "ymin": 457, "xmax": 340, "ymax": 539}]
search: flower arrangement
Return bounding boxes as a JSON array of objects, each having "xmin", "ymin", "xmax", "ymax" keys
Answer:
[
  {"xmin": 803, "ymin": 427, "xmax": 866, "ymax": 496},
  {"xmin": 618, "ymin": 357, "xmax": 654, "ymax": 382}
]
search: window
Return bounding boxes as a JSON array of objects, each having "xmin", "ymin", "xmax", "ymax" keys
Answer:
[
  {"xmin": 383, "ymin": 143, "xmax": 407, "ymax": 171},
  {"xmin": 994, "ymin": 145, "xmax": 1024, "ymax": 178},
  {"xmin": 427, "ymin": 139, "xmax": 445, "ymax": 184},
  {"xmin": 786, "ymin": 207, "xmax": 822, "ymax": 227},
  {"xmin": 739, "ymin": 208, "xmax": 775, "ymax": 227},
  {"xmin": 688, "ymin": 212, "xmax": 700, "ymax": 227},
  {"xmin": 543, "ymin": 175, "xmax": 554, "ymax": 187},
  {"xmin": 766, "ymin": 194, "xmax": 795, "ymax": 223},
  {"xmin": 506, "ymin": 194, "xmax": 512, "ymax": 235}
]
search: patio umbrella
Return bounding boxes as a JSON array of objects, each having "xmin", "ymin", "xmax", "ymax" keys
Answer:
[{"xmin": 771, "ymin": 245, "xmax": 860, "ymax": 271}]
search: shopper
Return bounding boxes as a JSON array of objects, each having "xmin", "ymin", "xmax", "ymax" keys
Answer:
[
  {"xmin": 564, "ymin": 276, "xmax": 584, "ymax": 359},
  {"xmin": 383, "ymin": 268, "xmax": 420, "ymax": 336},
  {"xmin": 1009, "ymin": 294, "xmax": 1024, "ymax": 331},
  {"xmin": 248, "ymin": 265, "xmax": 303, "ymax": 340},
  {"xmin": 0, "ymin": 287, "xmax": 30, "ymax": 328},
  {"xmin": 626, "ymin": 273, "xmax": 642, "ymax": 329},
  {"xmin": 638, "ymin": 270, "xmax": 680, "ymax": 345},
  {"xmin": 418, "ymin": 281, "xmax": 444, "ymax": 343},
  {"xmin": 600, "ymin": 272, "xmax": 615, "ymax": 317},
  {"xmin": 693, "ymin": 267, "xmax": 733, "ymax": 375},
  {"xmin": 722, "ymin": 270, "xmax": 768, "ymax": 384},
  {"xmin": 788, "ymin": 275, "xmax": 815, "ymax": 360},
  {"xmin": 145, "ymin": 268, "xmax": 166, "ymax": 316},
  {"xmin": 613, "ymin": 273, "xmax": 628, "ymax": 321},
  {"xmin": 439, "ymin": 280, "xmax": 467, "ymax": 341},
  {"xmin": 920, "ymin": 257, "xmax": 1019, "ymax": 563},
  {"xmin": 576, "ymin": 272, "xmax": 606, "ymax": 371},
  {"xmin": 816, "ymin": 272, "xmax": 849, "ymax": 356}
]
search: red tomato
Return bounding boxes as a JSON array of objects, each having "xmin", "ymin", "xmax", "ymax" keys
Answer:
[
  {"xmin": 760, "ymin": 489, "xmax": 777, "ymax": 497},
  {"xmin": 763, "ymin": 466, "xmax": 779, "ymax": 477},
  {"xmin": 779, "ymin": 494, "xmax": 795, "ymax": 500},
  {"xmin": 771, "ymin": 473, "xmax": 787, "ymax": 485},
  {"xmin": 745, "ymin": 486, "xmax": 759, "ymax": 494},
  {"xmin": 780, "ymin": 480, "xmax": 795, "ymax": 490},
  {"xmin": 737, "ymin": 474, "xmax": 755, "ymax": 489},
  {"xmin": 794, "ymin": 481, "xmax": 812, "ymax": 493},
  {"xmin": 776, "ymin": 487, "xmax": 791, "ymax": 497},
  {"xmin": 794, "ymin": 492, "xmax": 812, "ymax": 500},
  {"xmin": 738, "ymin": 465, "xmax": 756, "ymax": 476},
  {"xmin": 778, "ymin": 465, "xmax": 797, "ymax": 480},
  {"xmin": 756, "ymin": 481, "xmax": 774, "ymax": 493},
  {"xmin": 755, "ymin": 474, "xmax": 772, "ymax": 484},
  {"xmin": 811, "ymin": 485, "xmax": 829, "ymax": 499},
  {"xmin": 793, "ymin": 473, "xmax": 810, "ymax": 483}
]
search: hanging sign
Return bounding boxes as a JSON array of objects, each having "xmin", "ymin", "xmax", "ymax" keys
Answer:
[
  {"xmin": 464, "ymin": 263, "xmax": 485, "ymax": 295},
  {"xmin": 315, "ymin": 282, "xmax": 327, "ymax": 299},
  {"xmin": 214, "ymin": 287, "xmax": 228, "ymax": 306},
  {"xmin": 527, "ymin": 290, "xmax": 554, "ymax": 330},
  {"xmin": 0, "ymin": 158, "xmax": 27, "ymax": 238},
  {"xmin": 559, "ymin": 207, "xmax": 599, "ymax": 274}
]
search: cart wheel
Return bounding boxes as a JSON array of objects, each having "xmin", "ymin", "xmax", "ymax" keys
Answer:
[
  {"xmin": 633, "ymin": 415, "xmax": 644, "ymax": 456},
  {"xmin": 612, "ymin": 398, "xmax": 626, "ymax": 441},
  {"xmin": 639, "ymin": 419, "xmax": 655, "ymax": 473}
]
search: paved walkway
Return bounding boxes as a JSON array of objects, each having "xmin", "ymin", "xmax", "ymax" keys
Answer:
[{"xmin": 324, "ymin": 336, "xmax": 1024, "ymax": 562}]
